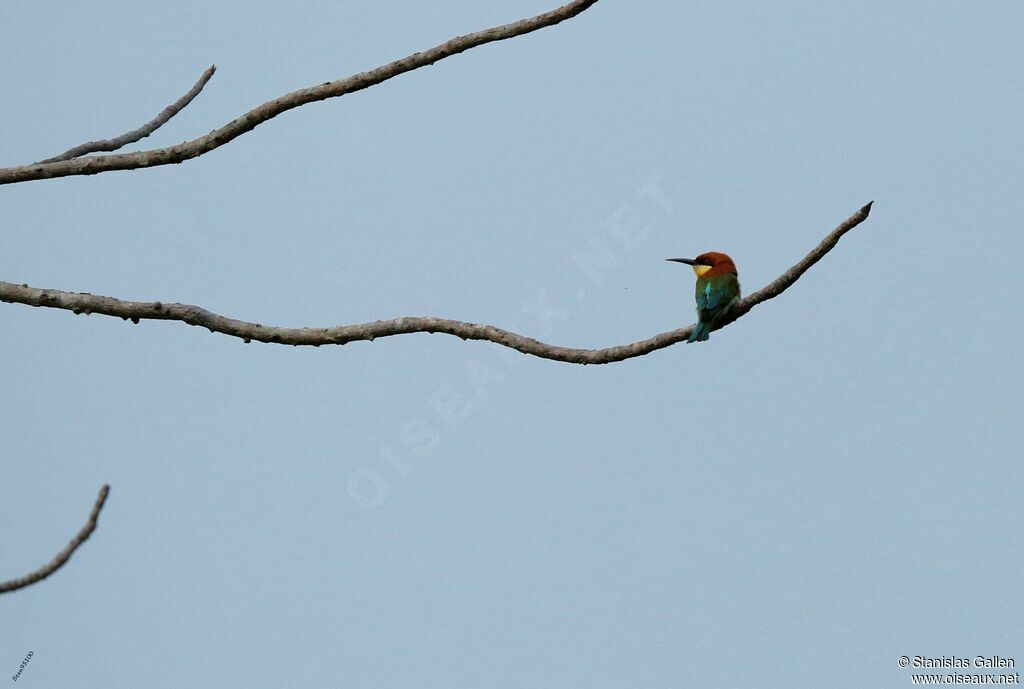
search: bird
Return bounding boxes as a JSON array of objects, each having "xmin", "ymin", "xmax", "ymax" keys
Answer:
[{"xmin": 666, "ymin": 251, "xmax": 741, "ymax": 343}]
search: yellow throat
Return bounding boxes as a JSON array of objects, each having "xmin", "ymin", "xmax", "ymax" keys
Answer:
[{"xmin": 692, "ymin": 265, "xmax": 711, "ymax": 277}]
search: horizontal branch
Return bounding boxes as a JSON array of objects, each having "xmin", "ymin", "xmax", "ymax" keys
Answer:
[
  {"xmin": 35, "ymin": 65, "xmax": 217, "ymax": 164},
  {"xmin": 0, "ymin": 203, "xmax": 872, "ymax": 364},
  {"xmin": 0, "ymin": 0, "xmax": 600, "ymax": 185},
  {"xmin": 0, "ymin": 485, "xmax": 110, "ymax": 594}
]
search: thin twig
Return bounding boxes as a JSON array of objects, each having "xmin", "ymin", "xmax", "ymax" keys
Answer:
[
  {"xmin": 0, "ymin": 0, "xmax": 600, "ymax": 185},
  {"xmin": 717, "ymin": 201, "xmax": 875, "ymax": 327},
  {"xmin": 34, "ymin": 65, "xmax": 217, "ymax": 164},
  {"xmin": 0, "ymin": 485, "xmax": 111, "ymax": 594},
  {"xmin": 0, "ymin": 203, "xmax": 872, "ymax": 365}
]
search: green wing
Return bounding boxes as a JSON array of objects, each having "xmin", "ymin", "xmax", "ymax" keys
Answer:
[{"xmin": 695, "ymin": 274, "xmax": 740, "ymax": 314}]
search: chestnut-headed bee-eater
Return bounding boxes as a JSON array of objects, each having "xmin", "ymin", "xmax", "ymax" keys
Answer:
[{"xmin": 666, "ymin": 252, "xmax": 741, "ymax": 343}]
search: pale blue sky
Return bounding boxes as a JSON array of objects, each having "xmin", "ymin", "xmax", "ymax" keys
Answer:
[{"xmin": 2, "ymin": 2, "xmax": 1022, "ymax": 687}]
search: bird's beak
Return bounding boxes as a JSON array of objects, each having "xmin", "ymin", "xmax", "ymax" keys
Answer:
[{"xmin": 665, "ymin": 258, "xmax": 698, "ymax": 265}]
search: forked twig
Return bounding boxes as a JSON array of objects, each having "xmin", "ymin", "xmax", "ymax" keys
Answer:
[
  {"xmin": 0, "ymin": 0, "xmax": 600, "ymax": 185},
  {"xmin": 35, "ymin": 65, "xmax": 217, "ymax": 164}
]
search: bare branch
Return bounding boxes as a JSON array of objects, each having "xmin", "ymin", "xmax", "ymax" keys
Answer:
[
  {"xmin": 0, "ymin": 0, "xmax": 600, "ymax": 185},
  {"xmin": 716, "ymin": 200, "xmax": 875, "ymax": 328},
  {"xmin": 0, "ymin": 485, "xmax": 110, "ymax": 594},
  {"xmin": 0, "ymin": 203, "xmax": 872, "ymax": 364},
  {"xmin": 34, "ymin": 65, "xmax": 217, "ymax": 164}
]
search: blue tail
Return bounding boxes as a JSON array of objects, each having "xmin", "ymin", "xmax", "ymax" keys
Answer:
[{"xmin": 688, "ymin": 319, "xmax": 711, "ymax": 343}]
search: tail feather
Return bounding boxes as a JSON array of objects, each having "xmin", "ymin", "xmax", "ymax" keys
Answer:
[{"xmin": 688, "ymin": 319, "xmax": 711, "ymax": 343}]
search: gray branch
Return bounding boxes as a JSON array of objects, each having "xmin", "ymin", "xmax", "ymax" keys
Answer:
[
  {"xmin": 34, "ymin": 65, "xmax": 217, "ymax": 164},
  {"xmin": 0, "ymin": 485, "xmax": 110, "ymax": 594},
  {"xmin": 0, "ymin": 203, "xmax": 872, "ymax": 365},
  {"xmin": 0, "ymin": 0, "xmax": 600, "ymax": 185}
]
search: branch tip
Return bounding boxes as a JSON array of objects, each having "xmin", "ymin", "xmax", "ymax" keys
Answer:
[
  {"xmin": 97, "ymin": 484, "xmax": 111, "ymax": 508},
  {"xmin": 0, "ymin": 483, "xmax": 112, "ymax": 594}
]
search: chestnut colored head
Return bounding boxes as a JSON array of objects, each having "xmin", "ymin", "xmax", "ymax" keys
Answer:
[{"xmin": 665, "ymin": 252, "xmax": 738, "ymax": 277}]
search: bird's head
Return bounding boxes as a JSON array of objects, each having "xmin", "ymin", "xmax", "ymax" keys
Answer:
[{"xmin": 665, "ymin": 252, "xmax": 738, "ymax": 277}]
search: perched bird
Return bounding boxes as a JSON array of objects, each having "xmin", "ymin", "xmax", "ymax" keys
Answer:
[{"xmin": 666, "ymin": 252, "xmax": 741, "ymax": 343}]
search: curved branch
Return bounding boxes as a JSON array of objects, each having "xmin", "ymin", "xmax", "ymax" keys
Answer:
[
  {"xmin": 34, "ymin": 65, "xmax": 217, "ymax": 164},
  {"xmin": 0, "ymin": 485, "xmax": 110, "ymax": 594},
  {"xmin": 0, "ymin": 203, "xmax": 872, "ymax": 364},
  {"xmin": 0, "ymin": 0, "xmax": 600, "ymax": 186}
]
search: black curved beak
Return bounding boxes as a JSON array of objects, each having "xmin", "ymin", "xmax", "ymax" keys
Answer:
[{"xmin": 665, "ymin": 258, "xmax": 698, "ymax": 265}]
